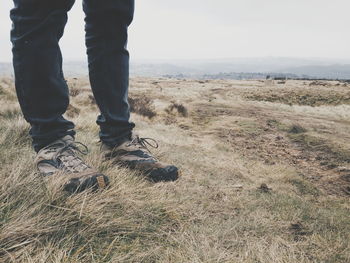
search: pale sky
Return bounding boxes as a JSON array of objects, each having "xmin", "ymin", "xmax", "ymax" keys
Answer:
[{"xmin": 1, "ymin": 0, "xmax": 350, "ymax": 62}]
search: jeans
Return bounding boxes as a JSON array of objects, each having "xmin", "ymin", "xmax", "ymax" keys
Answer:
[{"xmin": 10, "ymin": 0, "xmax": 135, "ymax": 152}]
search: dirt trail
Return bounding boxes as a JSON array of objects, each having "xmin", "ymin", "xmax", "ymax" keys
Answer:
[{"xmin": 134, "ymin": 78, "xmax": 350, "ymax": 196}]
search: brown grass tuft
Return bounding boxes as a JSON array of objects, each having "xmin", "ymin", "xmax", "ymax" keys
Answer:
[
  {"xmin": 88, "ymin": 94, "xmax": 96, "ymax": 105},
  {"xmin": 288, "ymin": 124, "xmax": 307, "ymax": 134},
  {"xmin": 128, "ymin": 95, "xmax": 157, "ymax": 119},
  {"xmin": 165, "ymin": 102, "xmax": 188, "ymax": 117},
  {"xmin": 69, "ymin": 87, "xmax": 82, "ymax": 97},
  {"xmin": 65, "ymin": 104, "xmax": 81, "ymax": 118}
]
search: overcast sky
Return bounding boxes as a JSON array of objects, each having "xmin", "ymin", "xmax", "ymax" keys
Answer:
[{"xmin": 1, "ymin": 0, "xmax": 350, "ymax": 62}]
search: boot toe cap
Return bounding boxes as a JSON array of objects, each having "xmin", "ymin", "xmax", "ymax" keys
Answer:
[{"xmin": 149, "ymin": 165, "xmax": 179, "ymax": 182}]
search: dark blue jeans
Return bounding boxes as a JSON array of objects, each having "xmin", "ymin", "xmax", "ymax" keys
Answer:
[{"xmin": 10, "ymin": 0, "xmax": 135, "ymax": 152}]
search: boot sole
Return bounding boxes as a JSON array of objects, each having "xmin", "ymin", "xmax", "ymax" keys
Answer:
[
  {"xmin": 112, "ymin": 160, "xmax": 179, "ymax": 183},
  {"xmin": 63, "ymin": 174, "xmax": 110, "ymax": 193},
  {"xmin": 148, "ymin": 166, "xmax": 179, "ymax": 182}
]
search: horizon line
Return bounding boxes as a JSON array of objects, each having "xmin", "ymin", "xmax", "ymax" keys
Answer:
[{"xmin": 2, "ymin": 56, "xmax": 350, "ymax": 64}]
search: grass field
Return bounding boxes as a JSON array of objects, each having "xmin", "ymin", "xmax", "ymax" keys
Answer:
[{"xmin": 1, "ymin": 77, "xmax": 349, "ymax": 262}]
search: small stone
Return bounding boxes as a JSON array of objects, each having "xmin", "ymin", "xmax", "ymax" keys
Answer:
[{"xmin": 258, "ymin": 183, "xmax": 272, "ymax": 193}]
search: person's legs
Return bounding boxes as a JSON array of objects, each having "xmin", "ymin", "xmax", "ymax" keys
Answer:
[
  {"xmin": 83, "ymin": 0, "xmax": 179, "ymax": 182},
  {"xmin": 11, "ymin": 0, "xmax": 76, "ymax": 152},
  {"xmin": 83, "ymin": 0, "xmax": 135, "ymax": 147}
]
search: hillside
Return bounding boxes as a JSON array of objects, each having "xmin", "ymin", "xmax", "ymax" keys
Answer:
[{"xmin": 1, "ymin": 77, "xmax": 350, "ymax": 262}]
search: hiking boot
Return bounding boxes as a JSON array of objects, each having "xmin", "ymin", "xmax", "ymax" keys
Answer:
[
  {"xmin": 35, "ymin": 135, "xmax": 109, "ymax": 193},
  {"xmin": 101, "ymin": 134, "xmax": 179, "ymax": 182}
]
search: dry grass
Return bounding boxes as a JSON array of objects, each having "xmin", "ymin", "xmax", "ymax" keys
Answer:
[
  {"xmin": 243, "ymin": 80, "xmax": 350, "ymax": 106},
  {"xmin": 0, "ymin": 77, "xmax": 349, "ymax": 263}
]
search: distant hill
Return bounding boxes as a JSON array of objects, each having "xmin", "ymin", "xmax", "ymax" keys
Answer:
[
  {"xmin": 1, "ymin": 57, "xmax": 350, "ymax": 79},
  {"xmin": 0, "ymin": 63, "xmax": 13, "ymax": 76},
  {"xmin": 0, "ymin": 62, "xmax": 89, "ymax": 77},
  {"xmin": 280, "ymin": 64, "xmax": 350, "ymax": 79}
]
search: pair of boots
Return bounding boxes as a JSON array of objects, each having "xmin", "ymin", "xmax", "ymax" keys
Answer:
[{"xmin": 35, "ymin": 134, "xmax": 179, "ymax": 193}]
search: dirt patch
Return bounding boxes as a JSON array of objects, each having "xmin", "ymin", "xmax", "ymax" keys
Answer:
[
  {"xmin": 215, "ymin": 118, "xmax": 350, "ymax": 196},
  {"xmin": 191, "ymin": 104, "xmax": 236, "ymax": 127},
  {"xmin": 288, "ymin": 133, "xmax": 350, "ymax": 165}
]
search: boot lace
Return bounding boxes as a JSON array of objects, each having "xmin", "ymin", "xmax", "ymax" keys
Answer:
[
  {"xmin": 41, "ymin": 141, "xmax": 90, "ymax": 173},
  {"xmin": 127, "ymin": 135, "xmax": 159, "ymax": 153}
]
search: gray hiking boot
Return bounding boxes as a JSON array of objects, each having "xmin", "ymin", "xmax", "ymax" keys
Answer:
[
  {"xmin": 101, "ymin": 134, "xmax": 179, "ymax": 182},
  {"xmin": 35, "ymin": 135, "xmax": 109, "ymax": 193}
]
